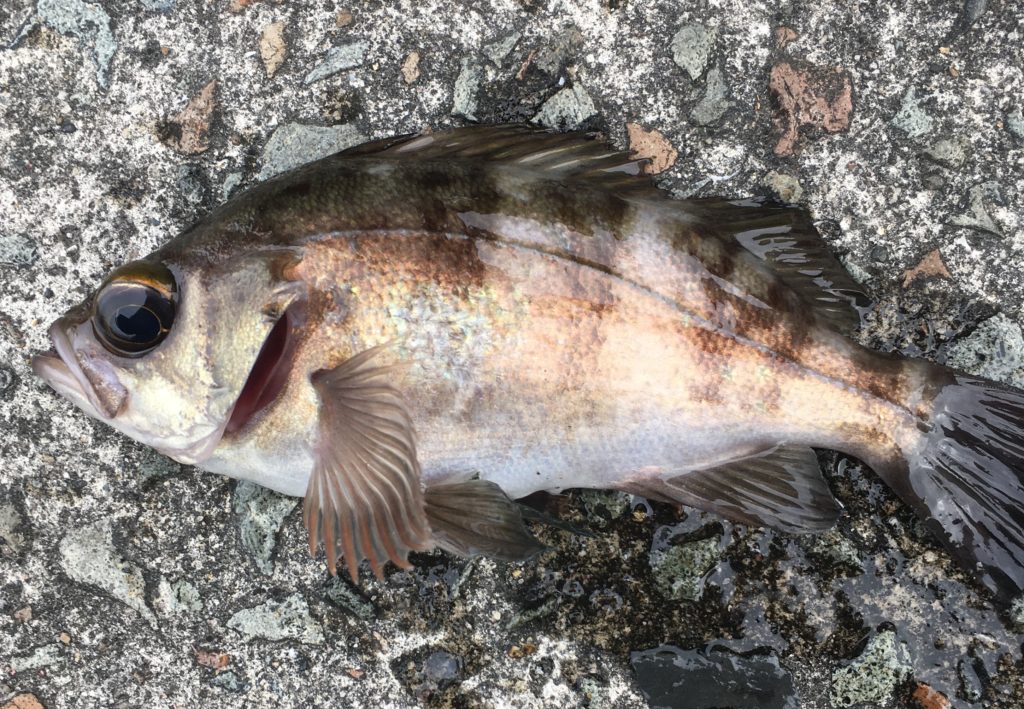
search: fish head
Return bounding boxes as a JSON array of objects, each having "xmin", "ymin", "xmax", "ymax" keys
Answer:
[{"xmin": 32, "ymin": 251, "xmax": 305, "ymax": 465}]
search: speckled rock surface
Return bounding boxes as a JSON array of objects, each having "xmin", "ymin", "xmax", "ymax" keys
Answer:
[{"xmin": 1, "ymin": 1, "xmax": 1022, "ymax": 707}]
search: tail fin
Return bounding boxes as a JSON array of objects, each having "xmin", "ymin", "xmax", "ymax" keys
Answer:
[{"xmin": 905, "ymin": 375, "xmax": 1024, "ymax": 601}]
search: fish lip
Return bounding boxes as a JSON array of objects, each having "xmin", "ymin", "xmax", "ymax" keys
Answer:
[{"xmin": 32, "ymin": 320, "xmax": 111, "ymax": 419}]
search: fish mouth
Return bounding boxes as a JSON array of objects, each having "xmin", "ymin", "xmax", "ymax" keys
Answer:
[
  {"xmin": 32, "ymin": 321, "xmax": 112, "ymax": 420},
  {"xmin": 225, "ymin": 304, "xmax": 300, "ymax": 435}
]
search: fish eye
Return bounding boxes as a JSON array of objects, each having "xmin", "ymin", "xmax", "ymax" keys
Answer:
[{"xmin": 92, "ymin": 261, "xmax": 177, "ymax": 357}]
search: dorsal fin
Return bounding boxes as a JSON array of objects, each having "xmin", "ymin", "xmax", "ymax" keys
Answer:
[
  {"xmin": 684, "ymin": 197, "xmax": 871, "ymax": 332},
  {"xmin": 337, "ymin": 127, "xmax": 867, "ymax": 330},
  {"xmin": 335, "ymin": 124, "xmax": 664, "ymax": 198}
]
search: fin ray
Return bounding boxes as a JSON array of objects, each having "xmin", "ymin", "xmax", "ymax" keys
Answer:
[
  {"xmin": 685, "ymin": 197, "xmax": 870, "ymax": 332},
  {"xmin": 425, "ymin": 480, "xmax": 546, "ymax": 561},
  {"xmin": 304, "ymin": 346, "xmax": 431, "ymax": 581},
  {"xmin": 335, "ymin": 124, "xmax": 661, "ymax": 198},
  {"xmin": 621, "ymin": 445, "xmax": 841, "ymax": 533}
]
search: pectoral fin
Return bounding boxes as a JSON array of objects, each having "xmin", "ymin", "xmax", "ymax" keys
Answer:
[
  {"xmin": 621, "ymin": 445, "xmax": 841, "ymax": 533},
  {"xmin": 304, "ymin": 347, "xmax": 432, "ymax": 581}
]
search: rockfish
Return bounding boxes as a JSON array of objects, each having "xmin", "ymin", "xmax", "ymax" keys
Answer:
[{"xmin": 32, "ymin": 126, "xmax": 1024, "ymax": 600}]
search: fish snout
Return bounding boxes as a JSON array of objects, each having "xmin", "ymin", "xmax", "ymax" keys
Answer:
[{"xmin": 32, "ymin": 320, "xmax": 127, "ymax": 419}]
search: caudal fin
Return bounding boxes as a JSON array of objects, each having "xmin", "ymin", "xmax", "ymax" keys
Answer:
[{"xmin": 905, "ymin": 375, "xmax": 1024, "ymax": 601}]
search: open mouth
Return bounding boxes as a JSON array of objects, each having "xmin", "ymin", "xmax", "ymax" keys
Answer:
[{"xmin": 224, "ymin": 304, "xmax": 300, "ymax": 435}]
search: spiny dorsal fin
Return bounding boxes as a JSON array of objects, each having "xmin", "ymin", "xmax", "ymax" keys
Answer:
[
  {"xmin": 622, "ymin": 445, "xmax": 841, "ymax": 533},
  {"xmin": 686, "ymin": 197, "xmax": 871, "ymax": 333},
  {"xmin": 424, "ymin": 479, "xmax": 546, "ymax": 561},
  {"xmin": 336, "ymin": 124, "xmax": 663, "ymax": 199}
]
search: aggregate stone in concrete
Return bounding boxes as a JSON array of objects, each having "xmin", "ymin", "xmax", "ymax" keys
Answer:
[
  {"xmin": 892, "ymin": 87, "xmax": 936, "ymax": 141},
  {"xmin": 1009, "ymin": 108, "xmax": 1024, "ymax": 143},
  {"xmin": 533, "ymin": 83, "xmax": 597, "ymax": 129},
  {"xmin": 649, "ymin": 535, "xmax": 721, "ymax": 602},
  {"xmin": 1, "ymin": 1, "xmax": 1023, "ymax": 708},
  {"xmin": 233, "ymin": 479, "xmax": 298, "ymax": 575},
  {"xmin": 258, "ymin": 122, "xmax": 366, "ymax": 180},
  {"xmin": 227, "ymin": 594, "xmax": 324, "ymax": 645},
  {"xmin": 945, "ymin": 312, "xmax": 1024, "ymax": 387},
  {"xmin": 0, "ymin": 502, "xmax": 26, "ymax": 554},
  {"xmin": 829, "ymin": 630, "xmax": 913, "ymax": 707},
  {"xmin": 8, "ymin": 645, "xmax": 62, "ymax": 674},
  {"xmin": 0, "ymin": 234, "xmax": 36, "ymax": 267},
  {"xmin": 671, "ymin": 23, "xmax": 716, "ymax": 81},
  {"xmin": 763, "ymin": 169, "xmax": 804, "ymax": 202},
  {"xmin": 452, "ymin": 56, "xmax": 484, "ymax": 120},
  {"xmin": 924, "ymin": 137, "xmax": 970, "ymax": 169},
  {"xmin": 304, "ymin": 40, "xmax": 369, "ymax": 85},
  {"xmin": 58, "ymin": 519, "xmax": 156, "ymax": 627},
  {"xmin": 949, "ymin": 180, "xmax": 1005, "ymax": 236},
  {"xmin": 154, "ymin": 576, "xmax": 204, "ymax": 615},
  {"xmin": 483, "ymin": 32, "xmax": 521, "ymax": 67},
  {"xmin": 26, "ymin": 0, "xmax": 117, "ymax": 88},
  {"xmin": 690, "ymin": 65, "xmax": 733, "ymax": 126}
]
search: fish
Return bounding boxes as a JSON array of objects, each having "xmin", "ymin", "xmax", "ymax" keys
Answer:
[{"xmin": 31, "ymin": 125, "xmax": 1024, "ymax": 600}]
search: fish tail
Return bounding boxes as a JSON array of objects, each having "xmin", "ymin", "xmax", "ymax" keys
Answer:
[{"xmin": 902, "ymin": 373, "xmax": 1024, "ymax": 601}]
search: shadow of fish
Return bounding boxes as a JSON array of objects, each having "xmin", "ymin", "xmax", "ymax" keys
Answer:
[{"xmin": 32, "ymin": 125, "xmax": 1024, "ymax": 602}]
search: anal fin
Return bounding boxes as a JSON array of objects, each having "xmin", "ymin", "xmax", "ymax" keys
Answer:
[
  {"xmin": 620, "ymin": 445, "xmax": 841, "ymax": 533},
  {"xmin": 425, "ymin": 479, "xmax": 546, "ymax": 561}
]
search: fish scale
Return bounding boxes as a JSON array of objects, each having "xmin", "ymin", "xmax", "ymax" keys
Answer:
[{"xmin": 277, "ymin": 227, "xmax": 908, "ymax": 497}]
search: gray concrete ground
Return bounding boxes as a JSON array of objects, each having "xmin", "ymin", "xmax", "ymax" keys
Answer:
[{"xmin": 1, "ymin": 0, "xmax": 1023, "ymax": 707}]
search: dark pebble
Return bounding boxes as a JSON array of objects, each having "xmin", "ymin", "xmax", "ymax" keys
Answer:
[
  {"xmin": 422, "ymin": 651, "xmax": 461, "ymax": 683},
  {"xmin": 631, "ymin": 645, "xmax": 798, "ymax": 709}
]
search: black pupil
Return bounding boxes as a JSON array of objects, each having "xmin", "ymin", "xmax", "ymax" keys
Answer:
[
  {"xmin": 95, "ymin": 281, "xmax": 175, "ymax": 355},
  {"xmin": 113, "ymin": 303, "xmax": 161, "ymax": 344}
]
